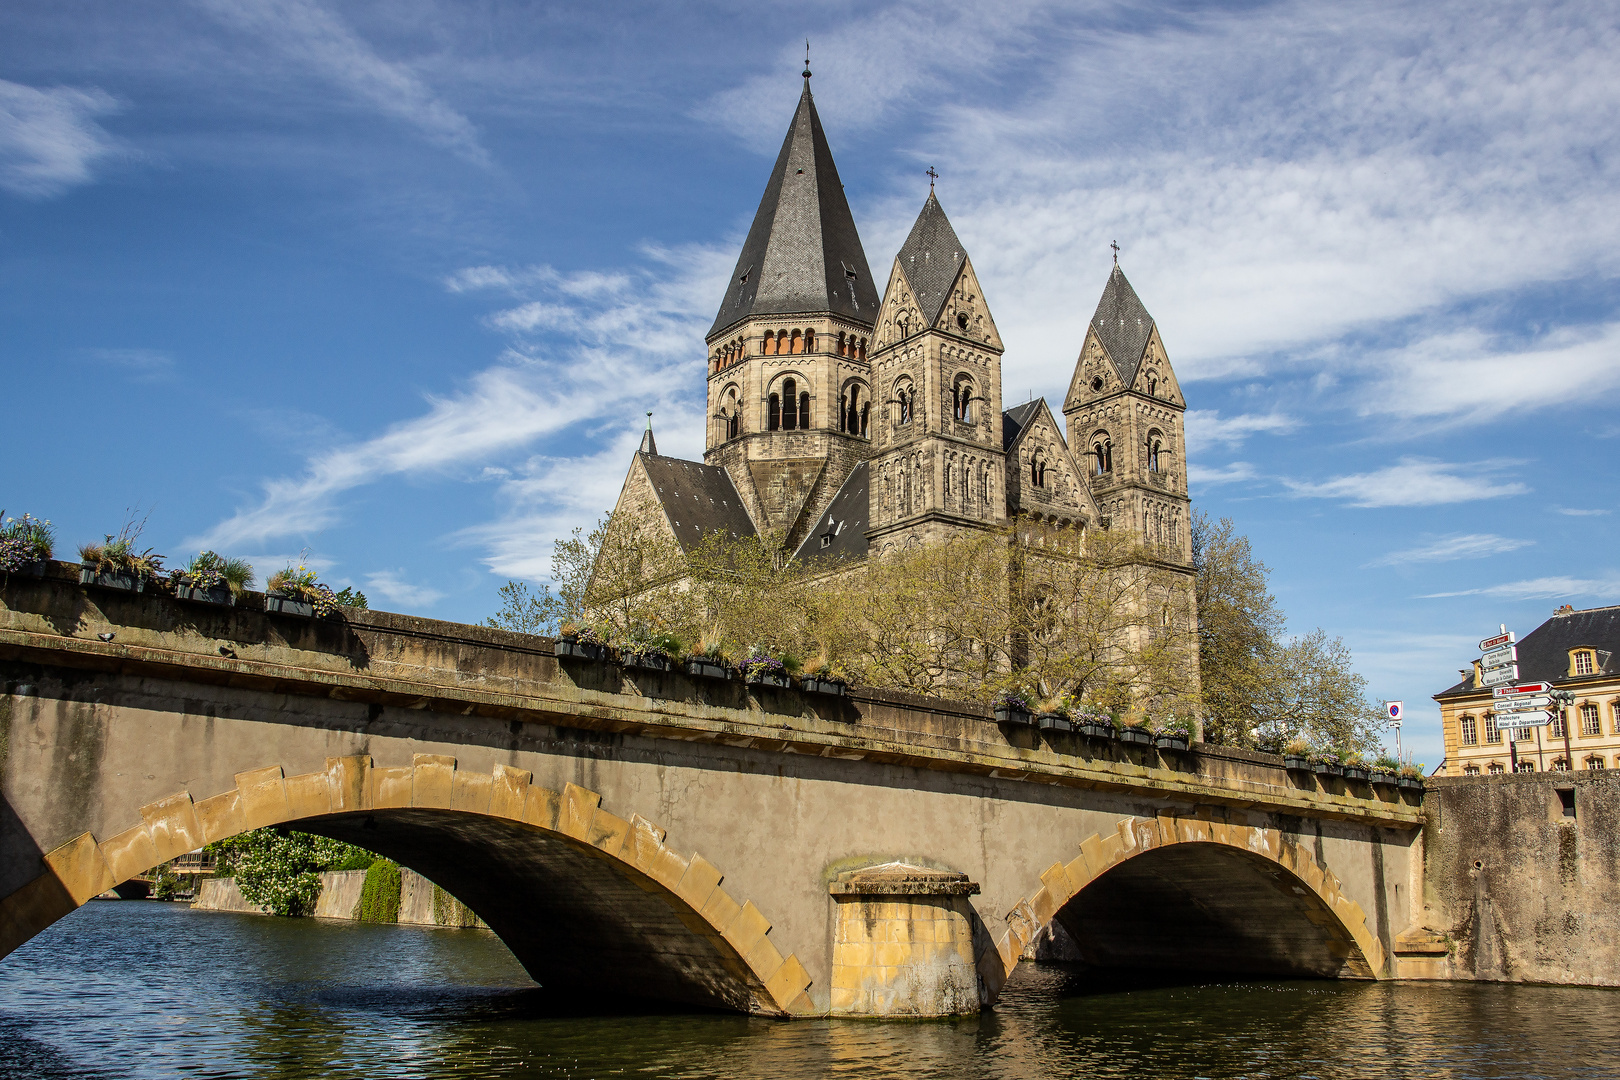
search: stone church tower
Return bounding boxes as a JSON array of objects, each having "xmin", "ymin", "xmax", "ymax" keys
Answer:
[
  {"xmin": 702, "ymin": 70, "xmax": 880, "ymax": 551},
  {"xmin": 1062, "ymin": 265, "xmax": 1192, "ymax": 566},
  {"xmin": 867, "ymin": 191, "xmax": 1007, "ymax": 552}
]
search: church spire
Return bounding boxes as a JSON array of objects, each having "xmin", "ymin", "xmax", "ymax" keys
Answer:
[
  {"xmin": 1088, "ymin": 264, "xmax": 1156, "ymax": 386},
  {"xmin": 707, "ymin": 76, "xmax": 879, "ymax": 338},
  {"xmin": 894, "ymin": 190, "xmax": 969, "ymax": 329}
]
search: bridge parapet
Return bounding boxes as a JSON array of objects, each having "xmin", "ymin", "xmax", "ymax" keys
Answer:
[{"xmin": 0, "ymin": 562, "xmax": 1421, "ymax": 829}]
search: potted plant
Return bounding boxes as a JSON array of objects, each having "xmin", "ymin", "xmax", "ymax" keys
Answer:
[
  {"xmin": 1310, "ymin": 751, "xmax": 1344, "ymax": 778},
  {"xmin": 622, "ymin": 630, "xmax": 681, "ymax": 673},
  {"xmin": 1398, "ymin": 763, "xmax": 1426, "ymax": 792},
  {"xmin": 799, "ymin": 654, "xmax": 849, "ymax": 696},
  {"xmin": 1071, "ymin": 703, "xmax": 1115, "ymax": 740},
  {"xmin": 1342, "ymin": 751, "xmax": 1371, "ymax": 783},
  {"xmin": 265, "ymin": 565, "xmax": 344, "ymax": 619},
  {"xmin": 740, "ymin": 646, "xmax": 794, "ymax": 689},
  {"xmin": 554, "ymin": 621, "xmax": 609, "ymax": 661},
  {"xmin": 1282, "ymin": 737, "xmax": 1312, "ymax": 773},
  {"xmin": 79, "ymin": 530, "xmax": 164, "ymax": 593},
  {"xmin": 1118, "ymin": 716, "xmax": 1154, "ymax": 746},
  {"xmin": 1153, "ymin": 715, "xmax": 1191, "ymax": 752},
  {"xmin": 0, "ymin": 512, "xmax": 55, "ymax": 578},
  {"xmin": 684, "ymin": 631, "xmax": 734, "ymax": 680},
  {"xmin": 171, "ymin": 551, "xmax": 254, "ymax": 606},
  {"xmin": 1035, "ymin": 696, "xmax": 1072, "ymax": 733},
  {"xmin": 1371, "ymin": 755, "xmax": 1401, "ymax": 786},
  {"xmin": 992, "ymin": 687, "xmax": 1034, "ymax": 726}
]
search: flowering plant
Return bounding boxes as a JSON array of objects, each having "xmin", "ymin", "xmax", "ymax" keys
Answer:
[
  {"xmin": 1, "ymin": 512, "xmax": 55, "ymax": 572},
  {"xmin": 559, "ymin": 621, "xmax": 605, "ymax": 645},
  {"xmin": 267, "ymin": 565, "xmax": 342, "ymax": 618},
  {"xmin": 1308, "ymin": 749, "xmax": 1341, "ymax": 765},
  {"xmin": 740, "ymin": 646, "xmax": 788, "ymax": 682},
  {"xmin": 79, "ymin": 530, "xmax": 164, "ymax": 580},
  {"xmin": 1157, "ymin": 714, "xmax": 1193, "ymax": 737},
  {"xmin": 171, "ymin": 551, "xmax": 255, "ymax": 596},
  {"xmin": 1373, "ymin": 754, "xmax": 1401, "ymax": 772},
  {"xmin": 1399, "ymin": 762, "xmax": 1425, "ymax": 779},
  {"xmin": 1284, "ymin": 737, "xmax": 1311, "ymax": 757},
  {"xmin": 992, "ymin": 687, "xmax": 1033, "ymax": 712}
]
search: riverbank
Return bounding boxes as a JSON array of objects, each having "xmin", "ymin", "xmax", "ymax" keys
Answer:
[{"xmin": 194, "ymin": 868, "xmax": 486, "ymax": 928}]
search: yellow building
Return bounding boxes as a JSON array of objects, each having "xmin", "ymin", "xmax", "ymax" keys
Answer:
[{"xmin": 1435, "ymin": 604, "xmax": 1620, "ymax": 775}]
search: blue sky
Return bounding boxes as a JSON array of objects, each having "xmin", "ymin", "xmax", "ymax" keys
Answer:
[{"xmin": 4, "ymin": 0, "xmax": 1617, "ymax": 767}]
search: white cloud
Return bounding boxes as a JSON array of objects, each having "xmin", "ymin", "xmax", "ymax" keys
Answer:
[
  {"xmin": 1284, "ymin": 457, "xmax": 1529, "ymax": 508},
  {"xmin": 362, "ymin": 569, "xmax": 445, "ymax": 610},
  {"xmin": 194, "ymin": 0, "xmax": 489, "ymax": 165},
  {"xmin": 1184, "ymin": 411, "xmax": 1297, "ymax": 453},
  {"xmin": 1556, "ymin": 507, "xmax": 1612, "ymax": 517},
  {"xmin": 1420, "ymin": 575, "xmax": 1620, "ymax": 601},
  {"xmin": 83, "ymin": 347, "xmax": 175, "ymax": 381},
  {"xmin": 0, "ymin": 79, "xmax": 119, "ymax": 197},
  {"xmin": 1364, "ymin": 533, "xmax": 1534, "ymax": 568},
  {"xmin": 1188, "ymin": 461, "xmax": 1258, "ymax": 489}
]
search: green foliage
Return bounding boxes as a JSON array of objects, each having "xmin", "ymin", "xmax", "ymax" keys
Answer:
[
  {"xmin": 79, "ymin": 516, "xmax": 164, "ymax": 580},
  {"xmin": 332, "ymin": 586, "xmax": 368, "ymax": 609},
  {"xmin": 486, "ymin": 579, "xmax": 552, "ymax": 636},
  {"xmin": 356, "ymin": 859, "xmax": 402, "ymax": 923},
  {"xmin": 0, "ymin": 511, "xmax": 55, "ymax": 570},
  {"xmin": 172, "ymin": 550, "xmax": 256, "ymax": 596},
  {"xmin": 267, "ymin": 564, "xmax": 349, "ymax": 617},
  {"xmin": 206, "ymin": 828, "xmax": 375, "ymax": 917},
  {"xmin": 329, "ymin": 848, "xmax": 377, "ymax": 872},
  {"xmin": 151, "ymin": 863, "xmax": 180, "ymax": 900}
]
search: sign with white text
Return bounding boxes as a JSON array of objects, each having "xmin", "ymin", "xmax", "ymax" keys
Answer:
[
  {"xmin": 1480, "ymin": 631, "xmax": 1516, "ymax": 652},
  {"xmin": 1482, "ymin": 664, "xmax": 1519, "ymax": 686},
  {"xmin": 1481, "ymin": 645, "xmax": 1517, "ymax": 669},
  {"xmin": 1494, "ymin": 682, "xmax": 1552, "ymax": 698}
]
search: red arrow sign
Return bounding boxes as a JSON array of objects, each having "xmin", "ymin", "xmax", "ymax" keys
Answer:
[
  {"xmin": 1494, "ymin": 682, "xmax": 1551, "ymax": 697},
  {"xmin": 1480, "ymin": 631, "xmax": 1515, "ymax": 651}
]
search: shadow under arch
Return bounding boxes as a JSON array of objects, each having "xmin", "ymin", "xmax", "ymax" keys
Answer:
[
  {"xmin": 0, "ymin": 754, "xmax": 814, "ymax": 1016},
  {"xmin": 977, "ymin": 816, "xmax": 1388, "ymax": 1004}
]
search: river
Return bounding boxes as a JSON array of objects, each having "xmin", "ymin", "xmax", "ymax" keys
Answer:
[{"xmin": 1, "ymin": 902, "xmax": 1616, "ymax": 1079}]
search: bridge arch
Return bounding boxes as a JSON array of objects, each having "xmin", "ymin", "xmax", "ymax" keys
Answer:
[
  {"xmin": 0, "ymin": 754, "xmax": 814, "ymax": 1016},
  {"xmin": 977, "ymin": 815, "xmax": 1388, "ymax": 1003}
]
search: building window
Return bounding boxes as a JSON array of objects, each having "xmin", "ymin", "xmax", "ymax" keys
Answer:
[
  {"xmin": 768, "ymin": 393, "xmax": 780, "ymax": 431},
  {"xmin": 1091, "ymin": 437, "xmax": 1112, "ymax": 476},
  {"xmin": 1581, "ymin": 702, "xmax": 1601, "ymax": 736},
  {"xmin": 1515, "ymin": 761, "xmax": 1536, "ymax": 773},
  {"xmin": 800, "ymin": 391, "xmax": 810, "ymax": 429},
  {"xmin": 1553, "ymin": 757, "xmax": 1570, "ymax": 772},
  {"xmin": 1147, "ymin": 430, "xmax": 1164, "ymax": 474},
  {"xmin": 781, "ymin": 378, "xmax": 799, "ymax": 430},
  {"xmin": 1574, "ymin": 650, "xmax": 1594, "ymax": 676},
  {"xmin": 1484, "ymin": 713, "xmax": 1500, "ymax": 743},
  {"xmin": 1514, "ymin": 726, "xmax": 1533, "ymax": 743},
  {"xmin": 1459, "ymin": 715, "xmax": 1477, "ymax": 745},
  {"xmin": 1586, "ymin": 756, "xmax": 1606, "ymax": 771},
  {"xmin": 1030, "ymin": 453, "xmax": 1047, "ymax": 489},
  {"xmin": 898, "ymin": 388, "xmax": 913, "ymax": 425},
  {"xmin": 1463, "ymin": 765, "xmax": 1481, "ymax": 776},
  {"xmin": 1488, "ymin": 762, "xmax": 1505, "ymax": 774},
  {"xmin": 953, "ymin": 379, "xmax": 973, "ymax": 422},
  {"xmin": 1550, "ymin": 712, "xmax": 1566, "ymax": 739}
]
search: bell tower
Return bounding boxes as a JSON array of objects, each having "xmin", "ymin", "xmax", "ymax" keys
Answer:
[
  {"xmin": 866, "ymin": 190, "xmax": 1006, "ymax": 552},
  {"xmin": 702, "ymin": 65, "xmax": 880, "ymax": 551},
  {"xmin": 1062, "ymin": 263, "xmax": 1191, "ymax": 565}
]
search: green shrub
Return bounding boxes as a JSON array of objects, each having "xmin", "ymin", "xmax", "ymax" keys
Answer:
[
  {"xmin": 206, "ymin": 828, "xmax": 375, "ymax": 917},
  {"xmin": 356, "ymin": 859, "xmax": 402, "ymax": 923}
]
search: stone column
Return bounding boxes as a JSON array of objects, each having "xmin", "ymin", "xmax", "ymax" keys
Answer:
[{"xmin": 827, "ymin": 863, "xmax": 981, "ymax": 1017}]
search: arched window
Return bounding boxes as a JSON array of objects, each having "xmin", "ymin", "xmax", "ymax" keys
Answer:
[
  {"xmin": 857, "ymin": 337, "xmax": 867, "ymax": 360},
  {"xmin": 1488, "ymin": 762, "xmax": 1505, "ymax": 774},
  {"xmin": 1092, "ymin": 436, "xmax": 1113, "ymax": 476},
  {"xmin": 721, "ymin": 386, "xmax": 741, "ymax": 441},
  {"xmin": 782, "ymin": 378, "xmax": 798, "ymax": 430},
  {"xmin": 953, "ymin": 378, "xmax": 973, "ymax": 422},
  {"xmin": 800, "ymin": 390, "xmax": 810, "ymax": 428},
  {"xmin": 1459, "ymin": 715, "xmax": 1477, "ymax": 745},
  {"xmin": 1148, "ymin": 430, "xmax": 1164, "ymax": 473},
  {"xmin": 1463, "ymin": 765, "xmax": 1480, "ymax": 776},
  {"xmin": 789, "ymin": 330, "xmax": 802, "ymax": 354},
  {"xmin": 837, "ymin": 331, "xmax": 846, "ymax": 357},
  {"xmin": 860, "ymin": 402, "xmax": 869, "ymax": 437},
  {"xmin": 898, "ymin": 388, "xmax": 913, "ymax": 425},
  {"xmin": 842, "ymin": 383, "xmax": 865, "ymax": 434},
  {"xmin": 804, "ymin": 328, "xmax": 815, "ymax": 353},
  {"xmin": 1553, "ymin": 757, "xmax": 1570, "ymax": 772},
  {"xmin": 768, "ymin": 393, "xmax": 781, "ymax": 431},
  {"xmin": 1586, "ymin": 756, "xmax": 1607, "ymax": 770}
]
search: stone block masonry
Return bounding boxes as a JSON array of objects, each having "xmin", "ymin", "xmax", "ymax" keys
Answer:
[{"xmin": 192, "ymin": 869, "xmax": 487, "ymax": 928}]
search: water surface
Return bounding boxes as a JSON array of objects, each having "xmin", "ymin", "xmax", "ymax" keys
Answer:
[{"xmin": 2, "ymin": 902, "xmax": 1615, "ymax": 1079}]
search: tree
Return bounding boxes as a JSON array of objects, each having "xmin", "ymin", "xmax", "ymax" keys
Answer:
[{"xmin": 206, "ymin": 829, "xmax": 372, "ymax": 917}]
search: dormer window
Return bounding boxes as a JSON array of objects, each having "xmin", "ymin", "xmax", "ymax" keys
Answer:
[{"xmin": 1574, "ymin": 650, "xmax": 1595, "ymax": 676}]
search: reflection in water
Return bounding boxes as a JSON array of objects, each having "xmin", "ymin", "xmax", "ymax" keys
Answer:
[{"xmin": 1, "ymin": 902, "xmax": 1617, "ymax": 1079}]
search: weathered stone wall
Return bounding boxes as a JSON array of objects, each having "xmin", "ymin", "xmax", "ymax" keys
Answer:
[{"xmin": 1420, "ymin": 773, "xmax": 1620, "ymax": 985}]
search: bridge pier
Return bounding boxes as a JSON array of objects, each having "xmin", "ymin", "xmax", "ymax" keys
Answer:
[{"xmin": 828, "ymin": 864, "xmax": 981, "ymax": 1017}]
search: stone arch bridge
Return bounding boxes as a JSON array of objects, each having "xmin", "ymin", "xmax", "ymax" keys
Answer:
[{"xmin": 1, "ymin": 567, "xmax": 1428, "ymax": 1016}]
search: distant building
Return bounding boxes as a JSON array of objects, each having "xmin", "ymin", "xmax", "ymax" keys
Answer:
[{"xmin": 1434, "ymin": 604, "xmax": 1620, "ymax": 774}]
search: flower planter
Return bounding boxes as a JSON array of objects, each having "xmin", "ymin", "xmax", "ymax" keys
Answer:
[
  {"xmin": 1077, "ymin": 720, "xmax": 1115, "ymax": 740},
  {"xmin": 1153, "ymin": 733, "xmax": 1190, "ymax": 752},
  {"xmin": 1283, "ymin": 755, "xmax": 1311, "ymax": 772},
  {"xmin": 1370, "ymin": 771, "xmax": 1397, "ymax": 786},
  {"xmin": 1037, "ymin": 713, "xmax": 1071, "ymax": 733},
  {"xmin": 622, "ymin": 650, "xmax": 673, "ymax": 673},
  {"xmin": 993, "ymin": 705, "xmax": 1033, "ymax": 726},
  {"xmin": 1311, "ymin": 762, "xmax": 1344, "ymax": 777},
  {"xmin": 1397, "ymin": 776, "xmax": 1423, "ymax": 791},
  {"xmin": 553, "ymin": 638, "xmax": 607, "ymax": 661},
  {"xmin": 4, "ymin": 560, "xmax": 47, "ymax": 579},
  {"xmin": 745, "ymin": 671, "xmax": 792, "ymax": 690},
  {"xmin": 80, "ymin": 566, "xmax": 145, "ymax": 593},
  {"xmin": 1118, "ymin": 726, "xmax": 1153, "ymax": 746},
  {"xmin": 176, "ymin": 584, "xmax": 235, "ymax": 606},
  {"xmin": 799, "ymin": 675, "xmax": 848, "ymax": 696},
  {"xmin": 684, "ymin": 658, "xmax": 733, "ymax": 681},
  {"xmin": 1343, "ymin": 766, "xmax": 1371, "ymax": 782},
  {"xmin": 265, "ymin": 594, "xmax": 315, "ymax": 618}
]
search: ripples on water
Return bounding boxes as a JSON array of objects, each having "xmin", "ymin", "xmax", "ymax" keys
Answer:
[{"xmin": 2, "ymin": 902, "xmax": 1616, "ymax": 1079}]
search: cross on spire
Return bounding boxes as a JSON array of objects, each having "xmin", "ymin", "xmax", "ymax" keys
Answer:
[
  {"xmin": 803, "ymin": 40, "xmax": 811, "ymax": 80},
  {"xmin": 1110, "ymin": 240, "xmax": 1120, "ymax": 265},
  {"xmin": 926, "ymin": 166, "xmax": 939, "ymax": 191}
]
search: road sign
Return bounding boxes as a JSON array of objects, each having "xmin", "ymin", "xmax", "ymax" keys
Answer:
[
  {"xmin": 1494, "ymin": 682, "xmax": 1552, "ymax": 698},
  {"xmin": 1386, "ymin": 702, "xmax": 1404, "ymax": 721},
  {"xmin": 1496, "ymin": 711, "xmax": 1551, "ymax": 728},
  {"xmin": 1482, "ymin": 664, "xmax": 1519, "ymax": 686},
  {"xmin": 1496, "ymin": 695, "xmax": 1551, "ymax": 711},
  {"xmin": 1480, "ymin": 631, "xmax": 1515, "ymax": 652},
  {"xmin": 1481, "ymin": 645, "xmax": 1517, "ymax": 669}
]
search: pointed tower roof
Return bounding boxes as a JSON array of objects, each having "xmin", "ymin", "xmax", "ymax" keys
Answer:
[
  {"xmin": 1089, "ymin": 265, "xmax": 1157, "ymax": 386},
  {"xmin": 708, "ymin": 81, "xmax": 880, "ymax": 338},
  {"xmin": 895, "ymin": 191, "xmax": 968, "ymax": 328},
  {"xmin": 638, "ymin": 413, "xmax": 657, "ymax": 456}
]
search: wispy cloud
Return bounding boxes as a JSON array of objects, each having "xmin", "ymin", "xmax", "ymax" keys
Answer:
[
  {"xmin": 1364, "ymin": 533, "xmax": 1533, "ymax": 568},
  {"xmin": 83, "ymin": 347, "xmax": 175, "ymax": 381},
  {"xmin": 1421, "ymin": 575, "xmax": 1620, "ymax": 601},
  {"xmin": 362, "ymin": 569, "xmax": 445, "ymax": 610},
  {"xmin": 1284, "ymin": 457, "xmax": 1529, "ymax": 508},
  {"xmin": 0, "ymin": 79, "xmax": 119, "ymax": 197},
  {"xmin": 1189, "ymin": 461, "xmax": 1258, "ymax": 489},
  {"xmin": 1184, "ymin": 411, "xmax": 1297, "ymax": 452},
  {"xmin": 1557, "ymin": 507, "xmax": 1612, "ymax": 517},
  {"xmin": 193, "ymin": 0, "xmax": 489, "ymax": 165}
]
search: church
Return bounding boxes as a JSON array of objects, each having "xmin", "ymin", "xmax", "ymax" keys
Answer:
[{"xmin": 611, "ymin": 68, "xmax": 1193, "ymax": 578}]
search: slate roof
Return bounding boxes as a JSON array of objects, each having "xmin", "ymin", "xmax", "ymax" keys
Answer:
[
  {"xmin": 639, "ymin": 454, "xmax": 756, "ymax": 552},
  {"xmin": 1002, "ymin": 399, "xmax": 1044, "ymax": 451},
  {"xmin": 792, "ymin": 461, "xmax": 869, "ymax": 564},
  {"xmin": 1090, "ymin": 265, "xmax": 1156, "ymax": 386},
  {"xmin": 1435, "ymin": 605, "xmax": 1620, "ymax": 698},
  {"xmin": 896, "ymin": 192, "xmax": 969, "ymax": 329},
  {"xmin": 708, "ymin": 82, "xmax": 880, "ymax": 338}
]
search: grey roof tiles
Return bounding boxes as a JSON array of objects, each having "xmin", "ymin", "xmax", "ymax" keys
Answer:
[
  {"xmin": 1002, "ymin": 399, "xmax": 1044, "ymax": 451},
  {"xmin": 708, "ymin": 83, "xmax": 880, "ymax": 338},
  {"xmin": 1090, "ymin": 265, "xmax": 1156, "ymax": 386},
  {"xmin": 895, "ymin": 192, "xmax": 969, "ymax": 329},
  {"xmin": 640, "ymin": 453, "xmax": 756, "ymax": 552},
  {"xmin": 792, "ymin": 461, "xmax": 869, "ymax": 564}
]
